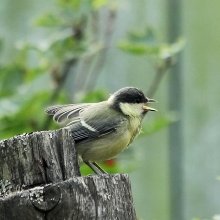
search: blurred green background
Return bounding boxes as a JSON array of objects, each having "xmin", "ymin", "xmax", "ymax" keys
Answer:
[{"xmin": 0, "ymin": 0, "xmax": 220, "ymax": 219}]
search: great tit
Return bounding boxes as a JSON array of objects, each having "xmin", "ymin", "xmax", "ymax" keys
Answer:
[{"xmin": 45, "ymin": 87, "xmax": 156, "ymax": 174}]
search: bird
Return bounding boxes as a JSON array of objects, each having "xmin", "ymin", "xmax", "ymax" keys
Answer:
[{"xmin": 45, "ymin": 87, "xmax": 157, "ymax": 174}]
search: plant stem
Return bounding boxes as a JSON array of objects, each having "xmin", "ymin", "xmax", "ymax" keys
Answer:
[
  {"xmin": 147, "ymin": 58, "xmax": 172, "ymax": 97},
  {"xmin": 42, "ymin": 58, "xmax": 77, "ymax": 130}
]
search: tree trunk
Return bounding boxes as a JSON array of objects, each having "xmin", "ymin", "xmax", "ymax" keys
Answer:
[{"xmin": 0, "ymin": 128, "xmax": 137, "ymax": 220}]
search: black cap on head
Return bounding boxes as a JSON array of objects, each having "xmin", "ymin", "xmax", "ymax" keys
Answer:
[{"xmin": 112, "ymin": 87, "xmax": 148, "ymax": 105}]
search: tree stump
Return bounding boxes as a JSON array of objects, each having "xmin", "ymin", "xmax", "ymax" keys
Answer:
[{"xmin": 0, "ymin": 128, "xmax": 137, "ymax": 220}]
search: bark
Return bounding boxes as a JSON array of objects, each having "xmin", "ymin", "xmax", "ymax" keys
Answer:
[{"xmin": 0, "ymin": 128, "xmax": 136, "ymax": 220}]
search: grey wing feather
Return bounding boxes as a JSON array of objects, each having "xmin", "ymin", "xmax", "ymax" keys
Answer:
[
  {"xmin": 46, "ymin": 102, "xmax": 126, "ymax": 143},
  {"xmin": 69, "ymin": 104, "xmax": 126, "ymax": 143},
  {"xmin": 70, "ymin": 118, "xmax": 124, "ymax": 143},
  {"xmin": 69, "ymin": 122, "xmax": 98, "ymax": 142},
  {"xmin": 45, "ymin": 105, "xmax": 67, "ymax": 115},
  {"xmin": 45, "ymin": 103, "xmax": 92, "ymax": 124}
]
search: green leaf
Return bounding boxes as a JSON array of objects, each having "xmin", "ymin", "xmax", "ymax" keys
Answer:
[
  {"xmin": 56, "ymin": 0, "xmax": 81, "ymax": 9},
  {"xmin": 118, "ymin": 27, "xmax": 159, "ymax": 55},
  {"xmin": 34, "ymin": 29, "xmax": 87, "ymax": 60},
  {"xmin": 92, "ymin": 0, "xmax": 108, "ymax": 9},
  {"xmin": 0, "ymin": 91, "xmax": 51, "ymax": 139},
  {"xmin": 159, "ymin": 38, "xmax": 186, "ymax": 60},
  {"xmin": 0, "ymin": 74, "xmax": 52, "ymax": 118},
  {"xmin": 118, "ymin": 27, "xmax": 185, "ymax": 59},
  {"xmin": 34, "ymin": 13, "xmax": 63, "ymax": 27},
  {"xmin": 118, "ymin": 41, "xmax": 160, "ymax": 55},
  {"xmin": 0, "ymin": 65, "xmax": 24, "ymax": 97},
  {"xmin": 50, "ymin": 34, "xmax": 85, "ymax": 58},
  {"xmin": 127, "ymin": 27, "xmax": 156, "ymax": 44}
]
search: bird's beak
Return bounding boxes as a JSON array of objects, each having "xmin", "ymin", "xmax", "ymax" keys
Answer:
[
  {"xmin": 142, "ymin": 105, "xmax": 157, "ymax": 112},
  {"xmin": 143, "ymin": 97, "xmax": 157, "ymax": 112},
  {"xmin": 147, "ymin": 98, "xmax": 157, "ymax": 103}
]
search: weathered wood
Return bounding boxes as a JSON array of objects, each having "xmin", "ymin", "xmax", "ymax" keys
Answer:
[
  {"xmin": 0, "ymin": 128, "xmax": 137, "ymax": 220},
  {"xmin": 0, "ymin": 174, "xmax": 136, "ymax": 220},
  {"xmin": 0, "ymin": 128, "xmax": 80, "ymax": 194}
]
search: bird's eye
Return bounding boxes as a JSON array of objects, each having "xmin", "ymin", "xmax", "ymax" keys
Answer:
[{"xmin": 135, "ymin": 98, "xmax": 141, "ymax": 103}]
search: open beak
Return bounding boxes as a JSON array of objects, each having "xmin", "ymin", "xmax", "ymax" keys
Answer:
[
  {"xmin": 143, "ymin": 97, "xmax": 157, "ymax": 112},
  {"xmin": 143, "ymin": 105, "xmax": 157, "ymax": 112},
  {"xmin": 147, "ymin": 98, "xmax": 157, "ymax": 103}
]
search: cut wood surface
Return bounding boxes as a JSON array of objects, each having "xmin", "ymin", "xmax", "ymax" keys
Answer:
[{"xmin": 0, "ymin": 128, "xmax": 137, "ymax": 220}]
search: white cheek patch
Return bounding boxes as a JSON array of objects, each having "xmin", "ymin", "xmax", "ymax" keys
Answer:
[{"xmin": 119, "ymin": 103, "xmax": 143, "ymax": 117}]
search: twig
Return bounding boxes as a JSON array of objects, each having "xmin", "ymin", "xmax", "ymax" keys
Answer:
[
  {"xmin": 83, "ymin": 8, "xmax": 117, "ymax": 92},
  {"xmin": 147, "ymin": 57, "xmax": 173, "ymax": 97},
  {"xmin": 72, "ymin": 9, "xmax": 116, "ymax": 95},
  {"xmin": 52, "ymin": 58, "xmax": 77, "ymax": 102},
  {"xmin": 42, "ymin": 58, "xmax": 77, "ymax": 130},
  {"xmin": 71, "ymin": 11, "xmax": 101, "ymax": 96}
]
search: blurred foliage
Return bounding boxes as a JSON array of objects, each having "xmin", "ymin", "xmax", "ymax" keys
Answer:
[
  {"xmin": 0, "ymin": 0, "xmax": 110, "ymax": 139},
  {"xmin": 0, "ymin": 0, "xmax": 184, "ymax": 175},
  {"xmin": 118, "ymin": 27, "xmax": 185, "ymax": 64},
  {"xmin": 141, "ymin": 111, "xmax": 178, "ymax": 136},
  {"xmin": 81, "ymin": 89, "xmax": 108, "ymax": 102}
]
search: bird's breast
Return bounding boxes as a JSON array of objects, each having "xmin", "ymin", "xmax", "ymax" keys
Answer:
[
  {"xmin": 77, "ymin": 129, "xmax": 131, "ymax": 161},
  {"xmin": 77, "ymin": 117, "xmax": 142, "ymax": 162},
  {"xmin": 128, "ymin": 117, "xmax": 142, "ymax": 143}
]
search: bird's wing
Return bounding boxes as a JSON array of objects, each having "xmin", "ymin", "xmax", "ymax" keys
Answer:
[
  {"xmin": 45, "ymin": 103, "xmax": 92, "ymax": 124},
  {"xmin": 69, "ymin": 102, "xmax": 127, "ymax": 143}
]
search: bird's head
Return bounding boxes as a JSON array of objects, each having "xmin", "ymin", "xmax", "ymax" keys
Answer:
[{"xmin": 108, "ymin": 87, "xmax": 157, "ymax": 117}]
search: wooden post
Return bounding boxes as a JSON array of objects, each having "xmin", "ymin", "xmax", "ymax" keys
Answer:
[{"xmin": 0, "ymin": 128, "xmax": 137, "ymax": 220}]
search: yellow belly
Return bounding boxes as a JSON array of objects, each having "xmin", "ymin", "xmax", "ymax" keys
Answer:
[
  {"xmin": 77, "ymin": 117, "xmax": 142, "ymax": 161},
  {"xmin": 77, "ymin": 130, "xmax": 131, "ymax": 161}
]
